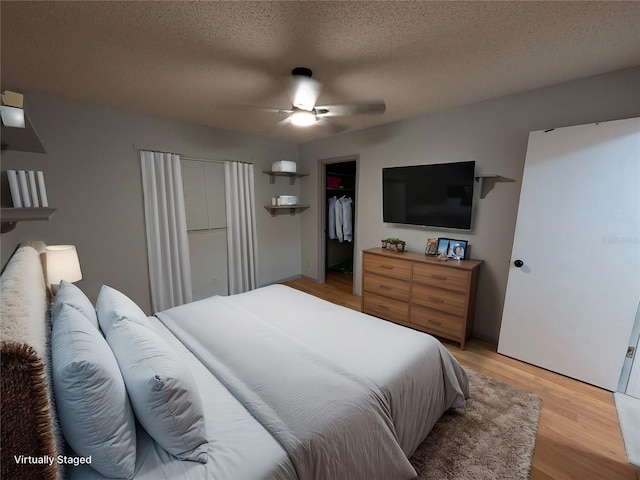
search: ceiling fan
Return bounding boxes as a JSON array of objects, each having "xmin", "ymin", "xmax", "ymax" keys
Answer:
[{"xmin": 219, "ymin": 67, "xmax": 386, "ymax": 129}]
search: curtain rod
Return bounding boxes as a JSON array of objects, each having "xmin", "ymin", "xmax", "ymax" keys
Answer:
[{"xmin": 133, "ymin": 145, "xmax": 253, "ymax": 165}]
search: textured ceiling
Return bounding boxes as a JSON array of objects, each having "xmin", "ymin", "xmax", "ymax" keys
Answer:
[{"xmin": 2, "ymin": 1, "xmax": 639, "ymax": 143}]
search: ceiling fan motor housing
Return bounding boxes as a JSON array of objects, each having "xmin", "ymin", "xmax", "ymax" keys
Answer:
[{"xmin": 291, "ymin": 67, "xmax": 313, "ymax": 78}]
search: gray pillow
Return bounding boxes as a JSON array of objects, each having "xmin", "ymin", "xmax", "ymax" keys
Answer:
[
  {"xmin": 97, "ymin": 285, "xmax": 208, "ymax": 463},
  {"xmin": 52, "ymin": 304, "xmax": 136, "ymax": 479},
  {"xmin": 53, "ymin": 279, "xmax": 98, "ymax": 329}
]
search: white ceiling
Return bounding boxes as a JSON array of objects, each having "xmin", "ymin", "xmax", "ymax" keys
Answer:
[{"xmin": 2, "ymin": 1, "xmax": 639, "ymax": 143}]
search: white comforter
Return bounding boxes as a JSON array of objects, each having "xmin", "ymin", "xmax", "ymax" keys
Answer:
[{"xmin": 157, "ymin": 284, "xmax": 469, "ymax": 480}]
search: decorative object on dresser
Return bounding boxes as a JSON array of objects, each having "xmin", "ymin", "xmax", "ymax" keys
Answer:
[
  {"xmin": 444, "ymin": 238, "xmax": 468, "ymax": 260},
  {"xmin": 362, "ymin": 248, "xmax": 482, "ymax": 349},
  {"xmin": 425, "ymin": 238, "xmax": 438, "ymax": 256},
  {"xmin": 381, "ymin": 237, "xmax": 406, "ymax": 252}
]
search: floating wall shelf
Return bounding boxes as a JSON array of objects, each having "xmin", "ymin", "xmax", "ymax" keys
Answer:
[
  {"xmin": 1, "ymin": 207, "xmax": 57, "ymax": 233},
  {"xmin": 264, "ymin": 205, "xmax": 310, "ymax": 217},
  {"xmin": 263, "ymin": 171, "xmax": 309, "ymax": 185},
  {"xmin": 475, "ymin": 174, "xmax": 515, "ymax": 199}
]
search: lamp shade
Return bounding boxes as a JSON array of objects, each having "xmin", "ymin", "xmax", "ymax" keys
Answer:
[{"xmin": 46, "ymin": 245, "xmax": 82, "ymax": 286}]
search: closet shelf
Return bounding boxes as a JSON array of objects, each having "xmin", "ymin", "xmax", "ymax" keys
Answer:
[
  {"xmin": 264, "ymin": 205, "xmax": 310, "ymax": 217},
  {"xmin": 1, "ymin": 207, "xmax": 57, "ymax": 233},
  {"xmin": 263, "ymin": 171, "xmax": 309, "ymax": 185}
]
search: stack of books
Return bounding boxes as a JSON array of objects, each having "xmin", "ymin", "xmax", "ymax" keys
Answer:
[{"xmin": 7, "ymin": 170, "xmax": 48, "ymax": 208}]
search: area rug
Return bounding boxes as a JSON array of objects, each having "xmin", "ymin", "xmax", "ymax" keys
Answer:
[
  {"xmin": 410, "ymin": 369, "xmax": 542, "ymax": 480},
  {"xmin": 614, "ymin": 392, "xmax": 640, "ymax": 467}
]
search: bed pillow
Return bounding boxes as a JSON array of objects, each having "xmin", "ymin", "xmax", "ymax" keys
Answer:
[
  {"xmin": 52, "ymin": 304, "xmax": 136, "ymax": 479},
  {"xmin": 53, "ymin": 279, "xmax": 99, "ymax": 330},
  {"xmin": 97, "ymin": 285, "xmax": 208, "ymax": 463},
  {"xmin": 95, "ymin": 284, "xmax": 148, "ymax": 335}
]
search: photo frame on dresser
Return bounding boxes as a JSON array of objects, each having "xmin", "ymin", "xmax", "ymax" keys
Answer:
[
  {"xmin": 436, "ymin": 238, "xmax": 450, "ymax": 258},
  {"xmin": 447, "ymin": 239, "xmax": 468, "ymax": 260},
  {"xmin": 425, "ymin": 238, "xmax": 438, "ymax": 256}
]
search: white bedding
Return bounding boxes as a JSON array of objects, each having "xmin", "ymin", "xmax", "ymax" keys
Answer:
[
  {"xmin": 69, "ymin": 284, "xmax": 469, "ymax": 480},
  {"xmin": 157, "ymin": 285, "xmax": 468, "ymax": 480}
]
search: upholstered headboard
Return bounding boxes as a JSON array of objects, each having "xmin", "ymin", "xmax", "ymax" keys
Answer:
[{"xmin": 1, "ymin": 242, "xmax": 62, "ymax": 480}]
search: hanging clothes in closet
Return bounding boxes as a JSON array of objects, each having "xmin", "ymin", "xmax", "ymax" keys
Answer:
[
  {"xmin": 328, "ymin": 196, "xmax": 337, "ymax": 240},
  {"xmin": 329, "ymin": 195, "xmax": 353, "ymax": 243}
]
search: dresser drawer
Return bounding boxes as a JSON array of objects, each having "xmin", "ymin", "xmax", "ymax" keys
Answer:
[
  {"xmin": 411, "ymin": 283, "xmax": 466, "ymax": 317},
  {"xmin": 409, "ymin": 304, "xmax": 463, "ymax": 339},
  {"xmin": 363, "ymin": 253, "xmax": 411, "ymax": 281},
  {"xmin": 412, "ymin": 263, "xmax": 469, "ymax": 293},
  {"xmin": 363, "ymin": 272, "xmax": 410, "ymax": 302},
  {"xmin": 363, "ymin": 292, "xmax": 409, "ymax": 324}
]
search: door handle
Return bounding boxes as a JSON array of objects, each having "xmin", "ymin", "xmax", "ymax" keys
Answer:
[{"xmin": 514, "ymin": 259, "xmax": 524, "ymax": 268}]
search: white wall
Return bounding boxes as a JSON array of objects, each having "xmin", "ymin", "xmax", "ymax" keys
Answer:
[
  {"xmin": 1, "ymin": 91, "xmax": 301, "ymax": 313},
  {"xmin": 299, "ymin": 67, "xmax": 640, "ymax": 344}
]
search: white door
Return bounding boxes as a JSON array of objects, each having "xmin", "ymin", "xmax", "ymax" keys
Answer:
[{"xmin": 498, "ymin": 118, "xmax": 640, "ymax": 391}]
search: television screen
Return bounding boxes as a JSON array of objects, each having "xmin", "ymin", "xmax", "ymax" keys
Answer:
[{"xmin": 382, "ymin": 161, "xmax": 475, "ymax": 229}]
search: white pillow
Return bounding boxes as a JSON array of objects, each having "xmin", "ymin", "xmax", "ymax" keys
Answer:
[
  {"xmin": 95, "ymin": 284, "xmax": 148, "ymax": 335},
  {"xmin": 52, "ymin": 304, "xmax": 136, "ymax": 479},
  {"xmin": 97, "ymin": 285, "xmax": 208, "ymax": 463},
  {"xmin": 53, "ymin": 280, "xmax": 98, "ymax": 329}
]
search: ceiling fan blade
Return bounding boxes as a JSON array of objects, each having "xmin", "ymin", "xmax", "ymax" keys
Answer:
[
  {"xmin": 275, "ymin": 117, "xmax": 292, "ymax": 128},
  {"xmin": 317, "ymin": 118, "xmax": 348, "ymax": 133},
  {"xmin": 315, "ymin": 101, "xmax": 386, "ymax": 117},
  {"xmin": 291, "ymin": 75, "xmax": 321, "ymax": 111},
  {"xmin": 217, "ymin": 103, "xmax": 293, "ymax": 115}
]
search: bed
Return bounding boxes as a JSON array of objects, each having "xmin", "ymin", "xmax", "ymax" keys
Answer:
[{"xmin": 1, "ymin": 244, "xmax": 469, "ymax": 480}]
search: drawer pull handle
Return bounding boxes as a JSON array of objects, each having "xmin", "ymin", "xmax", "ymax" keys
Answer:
[
  {"xmin": 432, "ymin": 274, "xmax": 447, "ymax": 281},
  {"xmin": 378, "ymin": 305, "xmax": 390, "ymax": 310},
  {"xmin": 428, "ymin": 297, "xmax": 444, "ymax": 304},
  {"xmin": 428, "ymin": 319, "xmax": 442, "ymax": 326},
  {"xmin": 380, "ymin": 285, "xmax": 392, "ymax": 290},
  {"xmin": 380, "ymin": 264, "xmax": 394, "ymax": 270}
]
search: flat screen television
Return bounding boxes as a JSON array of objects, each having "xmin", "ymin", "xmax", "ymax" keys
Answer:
[{"xmin": 382, "ymin": 161, "xmax": 475, "ymax": 229}]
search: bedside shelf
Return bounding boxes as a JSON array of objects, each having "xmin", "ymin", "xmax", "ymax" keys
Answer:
[
  {"xmin": 1, "ymin": 207, "xmax": 57, "ymax": 233},
  {"xmin": 263, "ymin": 171, "xmax": 309, "ymax": 185},
  {"xmin": 264, "ymin": 205, "xmax": 310, "ymax": 217}
]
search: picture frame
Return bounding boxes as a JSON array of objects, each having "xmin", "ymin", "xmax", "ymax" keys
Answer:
[
  {"xmin": 436, "ymin": 238, "xmax": 450, "ymax": 258},
  {"xmin": 447, "ymin": 239, "xmax": 468, "ymax": 260},
  {"xmin": 425, "ymin": 237, "xmax": 438, "ymax": 256}
]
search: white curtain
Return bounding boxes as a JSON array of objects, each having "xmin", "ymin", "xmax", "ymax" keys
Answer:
[
  {"xmin": 140, "ymin": 150, "xmax": 193, "ymax": 312},
  {"xmin": 224, "ymin": 161, "xmax": 258, "ymax": 294}
]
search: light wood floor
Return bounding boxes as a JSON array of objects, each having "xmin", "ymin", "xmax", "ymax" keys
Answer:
[{"xmin": 285, "ymin": 271, "xmax": 639, "ymax": 480}]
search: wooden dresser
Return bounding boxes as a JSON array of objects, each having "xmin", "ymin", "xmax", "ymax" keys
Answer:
[{"xmin": 362, "ymin": 248, "xmax": 482, "ymax": 349}]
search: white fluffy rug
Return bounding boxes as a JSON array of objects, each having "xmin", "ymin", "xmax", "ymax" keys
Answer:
[{"xmin": 614, "ymin": 392, "xmax": 640, "ymax": 467}]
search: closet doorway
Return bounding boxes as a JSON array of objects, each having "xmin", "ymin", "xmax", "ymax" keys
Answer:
[{"xmin": 319, "ymin": 158, "xmax": 358, "ymax": 292}]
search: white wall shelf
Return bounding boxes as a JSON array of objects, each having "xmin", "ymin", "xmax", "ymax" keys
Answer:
[
  {"xmin": 263, "ymin": 171, "xmax": 309, "ymax": 185},
  {"xmin": 264, "ymin": 205, "xmax": 309, "ymax": 217},
  {"xmin": 1, "ymin": 207, "xmax": 57, "ymax": 233}
]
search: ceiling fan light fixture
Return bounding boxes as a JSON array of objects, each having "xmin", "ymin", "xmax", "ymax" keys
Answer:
[
  {"xmin": 290, "ymin": 109, "xmax": 316, "ymax": 127},
  {"xmin": 293, "ymin": 88, "xmax": 316, "ymax": 111}
]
